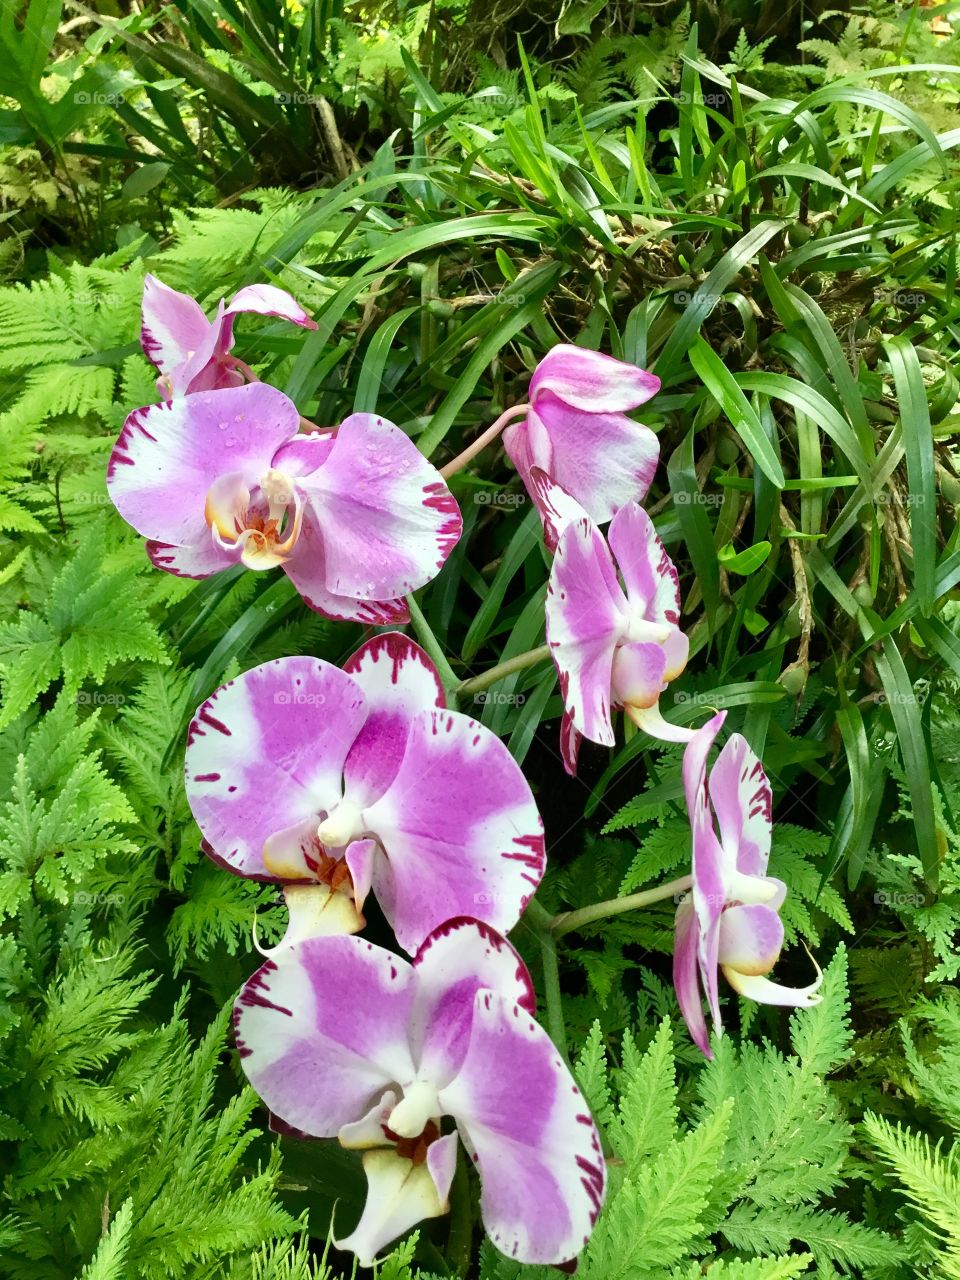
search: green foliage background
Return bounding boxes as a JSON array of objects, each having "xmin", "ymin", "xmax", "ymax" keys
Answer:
[{"xmin": 2, "ymin": 1, "xmax": 960, "ymax": 1276}]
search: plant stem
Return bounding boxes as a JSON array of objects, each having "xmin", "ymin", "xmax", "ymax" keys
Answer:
[
  {"xmin": 524, "ymin": 898, "xmax": 568, "ymax": 1059},
  {"xmin": 551, "ymin": 875, "xmax": 693, "ymax": 939},
  {"xmin": 455, "ymin": 644, "xmax": 551, "ymax": 697},
  {"xmin": 439, "ymin": 404, "xmax": 529, "ymax": 479},
  {"xmin": 405, "ymin": 594, "xmax": 460, "ymax": 704}
]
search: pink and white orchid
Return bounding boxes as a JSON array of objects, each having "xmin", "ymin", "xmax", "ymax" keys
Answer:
[
  {"xmin": 502, "ymin": 344, "xmax": 660, "ymax": 550},
  {"xmin": 141, "ymin": 273, "xmax": 317, "ymax": 399},
  {"xmin": 674, "ymin": 711, "xmax": 823, "ymax": 1057},
  {"xmin": 107, "ymin": 381, "xmax": 462, "ymax": 623},
  {"xmin": 536, "ymin": 471, "xmax": 690, "ymax": 774},
  {"xmin": 235, "ymin": 917, "xmax": 605, "ymax": 1267},
  {"xmin": 185, "ymin": 633, "xmax": 545, "ymax": 954}
]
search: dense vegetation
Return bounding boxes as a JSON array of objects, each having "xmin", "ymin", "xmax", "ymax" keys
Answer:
[{"xmin": 2, "ymin": 2, "xmax": 960, "ymax": 1277}]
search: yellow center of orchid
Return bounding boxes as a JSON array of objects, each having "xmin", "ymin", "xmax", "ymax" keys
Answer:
[{"xmin": 204, "ymin": 467, "xmax": 303, "ymax": 569}]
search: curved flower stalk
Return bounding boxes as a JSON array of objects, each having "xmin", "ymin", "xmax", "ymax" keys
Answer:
[
  {"xmin": 141, "ymin": 273, "xmax": 318, "ymax": 399},
  {"xmin": 501, "ymin": 344, "xmax": 660, "ymax": 549},
  {"xmin": 675, "ymin": 711, "xmax": 823, "ymax": 1056},
  {"xmin": 185, "ymin": 633, "xmax": 545, "ymax": 954},
  {"xmin": 107, "ymin": 382, "xmax": 462, "ymax": 623},
  {"xmin": 234, "ymin": 917, "xmax": 605, "ymax": 1267},
  {"xmin": 535, "ymin": 470, "xmax": 691, "ymax": 774}
]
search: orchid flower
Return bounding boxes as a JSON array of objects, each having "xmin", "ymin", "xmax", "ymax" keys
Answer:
[
  {"xmin": 674, "ymin": 711, "xmax": 823, "ymax": 1057},
  {"xmin": 141, "ymin": 273, "xmax": 317, "ymax": 399},
  {"xmin": 535, "ymin": 470, "xmax": 690, "ymax": 774},
  {"xmin": 185, "ymin": 632, "xmax": 545, "ymax": 954},
  {"xmin": 235, "ymin": 917, "xmax": 605, "ymax": 1267},
  {"xmin": 107, "ymin": 381, "xmax": 462, "ymax": 623},
  {"xmin": 501, "ymin": 344, "xmax": 660, "ymax": 550}
]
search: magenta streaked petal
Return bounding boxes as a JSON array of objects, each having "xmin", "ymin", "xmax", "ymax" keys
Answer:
[
  {"xmin": 439, "ymin": 990, "xmax": 605, "ymax": 1266},
  {"xmin": 362, "ymin": 710, "xmax": 545, "ymax": 954},
  {"xmin": 282, "ymin": 506, "xmax": 410, "ymax": 623},
  {"xmin": 529, "ymin": 344, "xmax": 660, "ymax": 413},
  {"xmin": 410, "ymin": 918, "xmax": 535, "ymax": 1086},
  {"xmin": 341, "ymin": 633, "xmax": 444, "ymax": 807},
  {"xmin": 717, "ymin": 903, "xmax": 784, "ymax": 975},
  {"xmin": 146, "ymin": 535, "xmax": 237, "ymax": 578},
  {"xmin": 140, "ymin": 273, "xmax": 211, "ymax": 373},
  {"xmin": 709, "ymin": 733, "xmax": 773, "ymax": 877},
  {"xmin": 607, "ymin": 502, "xmax": 681, "ymax": 625},
  {"xmin": 559, "ymin": 709, "xmax": 583, "ymax": 777},
  {"xmin": 524, "ymin": 466, "xmax": 589, "ymax": 553},
  {"xmin": 185, "ymin": 656, "xmax": 367, "ymax": 878},
  {"xmin": 545, "ymin": 516, "xmax": 627, "ymax": 747},
  {"xmin": 682, "ymin": 712, "xmax": 728, "ymax": 1028},
  {"xmin": 335, "ymin": 1144, "xmax": 452, "ymax": 1268},
  {"xmin": 107, "ymin": 384, "xmax": 299, "ymax": 546},
  {"xmin": 226, "ymin": 283, "xmax": 318, "ymax": 330},
  {"xmin": 298, "ymin": 412, "xmax": 462, "ymax": 599},
  {"xmin": 234, "ymin": 936, "xmax": 417, "ymax": 1137},
  {"xmin": 611, "ymin": 641, "xmax": 668, "ymax": 710},
  {"xmin": 531, "ymin": 391, "xmax": 660, "ymax": 525},
  {"xmin": 674, "ymin": 898, "xmax": 711, "ymax": 1056}
]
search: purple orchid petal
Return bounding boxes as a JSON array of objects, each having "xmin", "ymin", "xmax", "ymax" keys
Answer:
[
  {"xmin": 438, "ymin": 989, "xmax": 606, "ymax": 1266},
  {"xmin": 682, "ymin": 712, "xmax": 728, "ymax": 1032},
  {"xmin": 146, "ymin": 535, "xmax": 237, "ymax": 579},
  {"xmin": 297, "ymin": 412, "xmax": 462, "ymax": 600},
  {"xmin": 362, "ymin": 709, "xmax": 545, "ymax": 954},
  {"xmin": 140, "ymin": 273, "xmax": 211, "ymax": 374},
  {"xmin": 717, "ymin": 903, "xmax": 784, "ymax": 974},
  {"xmin": 335, "ymin": 1140, "xmax": 456, "ymax": 1268},
  {"xmin": 185, "ymin": 656, "xmax": 367, "ymax": 878},
  {"xmin": 224, "ymin": 282, "xmax": 318, "ymax": 335},
  {"xmin": 410, "ymin": 918, "xmax": 535, "ymax": 1086},
  {"xmin": 270, "ymin": 430, "xmax": 336, "ymax": 476},
  {"xmin": 341, "ymin": 633, "xmax": 445, "ymax": 808},
  {"xmin": 523, "ymin": 466, "xmax": 587, "ymax": 554},
  {"xmin": 527, "ymin": 394, "xmax": 659, "ymax": 526},
  {"xmin": 234, "ymin": 936, "xmax": 417, "ymax": 1137},
  {"xmin": 282, "ymin": 505, "xmax": 411, "ymax": 624},
  {"xmin": 108, "ymin": 383, "xmax": 299, "ymax": 548},
  {"xmin": 606, "ymin": 502, "xmax": 681, "ymax": 627},
  {"xmin": 529, "ymin": 344, "xmax": 660, "ymax": 413},
  {"xmin": 545, "ymin": 515, "xmax": 627, "ymax": 748},
  {"xmin": 559, "ymin": 710, "xmax": 583, "ymax": 777},
  {"xmin": 673, "ymin": 898, "xmax": 711, "ymax": 1057},
  {"xmin": 709, "ymin": 734, "xmax": 773, "ymax": 877}
]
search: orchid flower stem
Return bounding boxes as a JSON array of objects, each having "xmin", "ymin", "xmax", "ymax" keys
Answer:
[
  {"xmin": 524, "ymin": 898, "xmax": 569, "ymax": 1060},
  {"xmin": 405, "ymin": 594, "xmax": 461, "ymax": 705},
  {"xmin": 455, "ymin": 645, "xmax": 551, "ymax": 697},
  {"xmin": 438, "ymin": 404, "xmax": 529, "ymax": 480},
  {"xmin": 550, "ymin": 875, "xmax": 694, "ymax": 939}
]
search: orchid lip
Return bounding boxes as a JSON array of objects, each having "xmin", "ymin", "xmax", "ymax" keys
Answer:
[{"xmin": 205, "ymin": 467, "xmax": 303, "ymax": 568}]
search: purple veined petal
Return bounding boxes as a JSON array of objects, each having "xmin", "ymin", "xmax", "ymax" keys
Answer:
[
  {"xmin": 185, "ymin": 656, "xmax": 367, "ymax": 879},
  {"xmin": 529, "ymin": 344, "xmax": 660, "ymax": 413},
  {"xmin": 224, "ymin": 282, "xmax": 318, "ymax": 336},
  {"xmin": 341, "ymin": 633, "xmax": 445, "ymax": 809},
  {"xmin": 673, "ymin": 898, "xmax": 712, "ymax": 1056},
  {"xmin": 607, "ymin": 502, "xmax": 681, "ymax": 625},
  {"xmin": 234, "ymin": 935, "xmax": 417, "ymax": 1137},
  {"xmin": 362, "ymin": 709, "xmax": 546, "ymax": 954},
  {"xmin": 628, "ymin": 702, "xmax": 698, "ymax": 743},
  {"xmin": 559, "ymin": 709, "xmax": 583, "ymax": 777},
  {"xmin": 439, "ymin": 990, "xmax": 606, "ymax": 1266},
  {"xmin": 610, "ymin": 641, "xmax": 668, "ymax": 711},
  {"xmin": 717, "ymin": 903, "xmax": 784, "ymax": 975},
  {"xmin": 709, "ymin": 733, "xmax": 773, "ymax": 878},
  {"xmin": 271, "ymin": 430, "xmax": 336, "ymax": 477},
  {"xmin": 545, "ymin": 516, "xmax": 627, "ymax": 748},
  {"xmin": 277, "ymin": 882, "xmax": 364, "ymax": 948},
  {"xmin": 281, "ymin": 504, "xmax": 412, "ymax": 624},
  {"xmin": 531, "ymin": 391, "xmax": 660, "ymax": 527},
  {"xmin": 146, "ymin": 535, "xmax": 238, "ymax": 579},
  {"xmin": 335, "ymin": 1138, "xmax": 456, "ymax": 1268},
  {"xmin": 410, "ymin": 918, "xmax": 535, "ymax": 1087},
  {"xmin": 682, "ymin": 712, "xmax": 728, "ymax": 1029},
  {"xmin": 524, "ymin": 466, "xmax": 589, "ymax": 554},
  {"xmin": 107, "ymin": 383, "xmax": 299, "ymax": 546},
  {"xmin": 140, "ymin": 273, "xmax": 212, "ymax": 374},
  {"xmin": 298, "ymin": 412, "xmax": 462, "ymax": 600}
]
